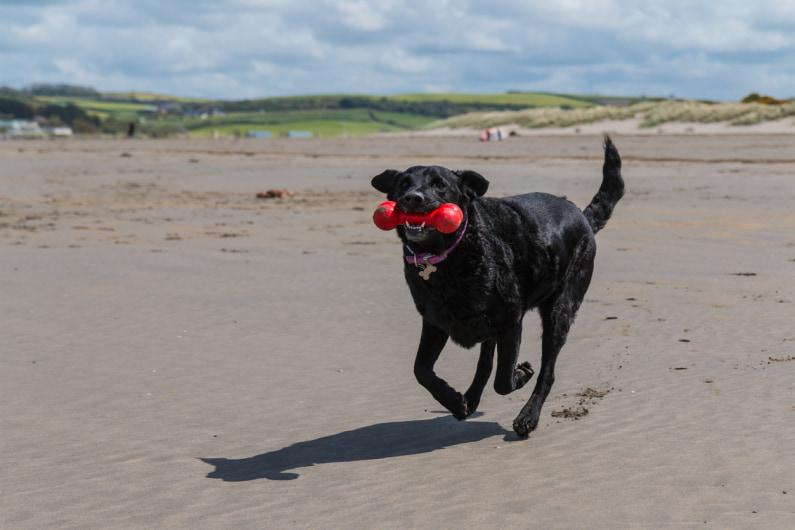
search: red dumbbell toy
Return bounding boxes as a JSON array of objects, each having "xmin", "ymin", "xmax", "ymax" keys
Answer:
[{"xmin": 373, "ymin": 201, "xmax": 463, "ymax": 234}]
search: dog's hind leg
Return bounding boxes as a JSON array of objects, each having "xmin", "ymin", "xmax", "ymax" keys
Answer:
[
  {"xmin": 493, "ymin": 324, "xmax": 535, "ymax": 396},
  {"xmin": 413, "ymin": 320, "xmax": 469, "ymax": 420},
  {"xmin": 462, "ymin": 340, "xmax": 496, "ymax": 415},
  {"xmin": 512, "ymin": 240, "xmax": 595, "ymax": 438},
  {"xmin": 511, "ymin": 302, "xmax": 574, "ymax": 437}
]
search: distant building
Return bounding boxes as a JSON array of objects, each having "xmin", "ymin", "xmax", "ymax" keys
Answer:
[
  {"xmin": 246, "ymin": 130, "xmax": 273, "ymax": 139},
  {"xmin": 156, "ymin": 102, "xmax": 182, "ymax": 115},
  {"xmin": 49, "ymin": 126, "xmax": 74, "ymax": 137},
  {"xmin": 0, "ymin": 120, "xmax": 46, "ymax": 139},
  {"xmin": 0, "ymin": 120, "xmax": 73, "ymax": 139},
  {"xmin": 184, "ymin": 108, "xmax": 224, "ymax": 119},
  {"xmin": 287, "ymin": 130, "xmax": 313, "ymax": 138}
]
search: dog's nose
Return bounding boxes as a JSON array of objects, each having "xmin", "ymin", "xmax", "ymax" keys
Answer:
[{"xmin": 403, "ymin": 191, "xmax": 424, "ymax": 207}]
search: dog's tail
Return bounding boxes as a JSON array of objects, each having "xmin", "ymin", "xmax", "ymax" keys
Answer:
[{"xmin": 583, "ymin": 135, "xmax": 624, "ymax": 234}]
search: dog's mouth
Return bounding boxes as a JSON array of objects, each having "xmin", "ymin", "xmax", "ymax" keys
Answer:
[{"xmin": 403, "ymin": 221, "xmax": 434, "ymax": 241}]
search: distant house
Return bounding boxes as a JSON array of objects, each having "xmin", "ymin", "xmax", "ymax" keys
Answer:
[
  {"xmin": 184, "ymin": 107, "xmax": 225, "ymax": 119},
  {"xmin": 49, "ymin": 126, "xmax": 74, "ymax": 137},
  {"xmin": 0, "ymin": 120, "xmax": 73, "ymax": 139},
  {"xmin": 287, "ymin": 130, "xmax": 313, "ymax": 138},
  {"xmin": 0, "ymin": 120, "xmax": 46, "ymax": 139},
  {"xmin": 246, "ymin": 130, "xmax": 273, "ymax": 139},
  {"xmin": 156, "ymin": 102, "xmax": 182, "ymax": 115}
]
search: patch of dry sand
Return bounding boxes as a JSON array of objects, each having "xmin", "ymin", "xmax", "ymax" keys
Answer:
[{"xmin": 1, "ymin": 136, "xmax": 793, "ymax": 529}]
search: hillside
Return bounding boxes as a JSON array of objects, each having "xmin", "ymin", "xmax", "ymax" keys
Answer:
[
  {"xmin": 4, "ymin": 84, "xmax": 794, "ymax": 137},
  {"xmin": 2, "ymin": 85, "xmax": 610, "ymax": 137}
]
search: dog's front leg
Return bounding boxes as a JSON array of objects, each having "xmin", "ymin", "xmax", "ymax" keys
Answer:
[
  {"xmin": 462, "ymin": 340, "xmax": 495, "ymax": 415},
  {"xmin": 413, "ymin": 320, "xmax": 469, "ymax": 420},
  {"xmin": 493, "ymin": 324, "xmax": 535, "ymax": 396}
]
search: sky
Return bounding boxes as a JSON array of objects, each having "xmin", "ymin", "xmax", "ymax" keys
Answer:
[{"xmin": 3, "ymin": 0, "xmax": 795, "ymax": 100}]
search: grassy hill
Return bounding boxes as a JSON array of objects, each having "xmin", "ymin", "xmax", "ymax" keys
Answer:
[
  {"xmin": 102, "ymin": 92, "xmax": 210, "ymax": 103},
  {"xmin": 34, "ymin": 96, "xmax": 157, "ymax": 121},
  {"xmin": 185, "ymin": 109, "xmax": 434, "ymax": 137},
  {"xmin": 17, "ymin": 84, "xmax": 790, "ymax": 137},
  {"xmin": 18, "ymin": 88, "xmax": 604, "ymax": 137},
  {"xmin": 387, "ymin": 92, "xmax": 591, "ymax": 108}
]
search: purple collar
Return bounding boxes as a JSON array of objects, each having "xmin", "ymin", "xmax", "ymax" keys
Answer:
[{"xmin": 404, "ymin": 217, "xmax": 468, "ymax": 267}]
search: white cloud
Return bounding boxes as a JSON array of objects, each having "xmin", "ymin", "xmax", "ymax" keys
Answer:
[
  {"xmin": 336, "ymin": 1, "xmax": 388, "ymax": 31},
  {"xmin": 1, "ymin": 0, "xmax": 795, "ymax": 99}
]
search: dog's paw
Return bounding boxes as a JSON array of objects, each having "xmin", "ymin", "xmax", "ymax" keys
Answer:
[
  {"xmin": 452, "ymin": 395, "xmax": 471, "ymax": 421},
  {"xmin": 512, "ymin": 411, "xmax": 539, "ymax": 438},
  {"xmin": 462, "ymin": 391, "xmax": 481, "ymax": 417},
  {"xmin": 513, "ymin": 361, "xmax": 535, "ymax": 390}
]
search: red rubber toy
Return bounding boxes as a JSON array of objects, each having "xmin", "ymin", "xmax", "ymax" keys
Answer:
[{"xmin": 373, "ymin": 201, "xmax": 463, "ymax": 234}]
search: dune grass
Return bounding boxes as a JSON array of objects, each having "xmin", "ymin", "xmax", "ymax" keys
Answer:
[
  {"xmin": 431, "ymin": 102, "xmax": 655, "ymax": 129},
  {"xmin": 639, "ymin": 100, "xmax": 795, "ymax": 127},
  {"xmin": 431, "ymin": 100, "xmax": 795, "ymax": 130}
]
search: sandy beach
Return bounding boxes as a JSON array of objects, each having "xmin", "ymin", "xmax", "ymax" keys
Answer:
[{"xmin": 1, "ymin": 134, "xmax": 793, "ymax": 529}]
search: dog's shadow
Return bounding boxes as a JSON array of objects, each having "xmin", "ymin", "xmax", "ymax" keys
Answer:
[{"xmin": 200, "ymin": 414, "xmax": 508, "ymax": 481}]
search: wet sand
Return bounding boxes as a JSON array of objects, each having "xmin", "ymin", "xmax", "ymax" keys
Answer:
[{"xmin": 1, "ymin": 135, "xmax": 793, "ymax": 528}]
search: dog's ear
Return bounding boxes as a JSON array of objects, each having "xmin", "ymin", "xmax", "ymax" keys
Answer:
[
  {"xmin": 371, "ymin": 169, "xmax": 400, "ymax": 194},
  {"xmin": 455, "ymin": 170, "xmax": 489, "ymax": 198}
]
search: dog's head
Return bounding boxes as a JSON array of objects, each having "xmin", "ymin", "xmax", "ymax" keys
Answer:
[{"xmin": 371, "ymin": 165, "xmax": 488, "ymax": 245}]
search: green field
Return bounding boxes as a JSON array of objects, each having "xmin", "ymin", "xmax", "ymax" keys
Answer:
[
  {"xmin": 35, "ymin": 96, "xmax": 156, "ymax": 112},
  {"xmin": 185, "ymin": 109, "xmax": 435, "ymax": 137},
  {"xmin": 102, "ymin": 91, "xmax": 210, "ymax": 103},
  {"xmin": 34, "ymin": 96, "xmax": 157, "ymax": 121}
]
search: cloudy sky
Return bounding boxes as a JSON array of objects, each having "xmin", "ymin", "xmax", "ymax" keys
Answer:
[{"xmin": 3, "ymin": 0, "xmax": 795, "ymax": 100}]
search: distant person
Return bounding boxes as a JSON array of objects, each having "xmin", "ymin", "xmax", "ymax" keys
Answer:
[
  {"xmin": 127, "ymin": 123, "xmax": 136, "ymax": 138},
  {"xmin": 480, "ymin": 128, "xmax": 490, "ymax": 142}
]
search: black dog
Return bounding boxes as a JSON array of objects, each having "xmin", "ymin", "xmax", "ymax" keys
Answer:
[{"xmin": 371, "ymin": 136, "xmax": 623, "ymax": 437}]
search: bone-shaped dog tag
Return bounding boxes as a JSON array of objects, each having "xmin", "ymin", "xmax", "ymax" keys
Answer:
[{"xmin": 419, "ymin": 264, "xmax": 437, "ymax": 280}]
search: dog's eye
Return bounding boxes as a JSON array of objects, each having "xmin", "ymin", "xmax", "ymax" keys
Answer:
[
  {"xmin": 400, "ymin": 179, "xmax": 411, "ymax": 190},
  {"xmin": 432, "ymin": 178, "xmax": 445, "ymax": 188}
]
